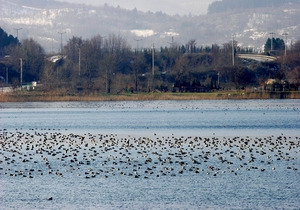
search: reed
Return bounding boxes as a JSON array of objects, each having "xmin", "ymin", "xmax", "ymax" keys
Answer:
[{"xmin": 0, "ymin": 91, "xmax": 300, "ymax": 102}]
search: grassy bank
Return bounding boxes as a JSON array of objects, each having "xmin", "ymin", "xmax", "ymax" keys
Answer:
[{"xmin": 1, "ymin": 90, "xmax": 300, "ymax": 102}]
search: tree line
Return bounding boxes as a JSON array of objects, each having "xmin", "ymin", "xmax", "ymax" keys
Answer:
[
  {"xmin": 208, "ymin": 0, "xmax": 300, "ymax": 14},
  {"xmin": 0, "ymin": 27, "xmax": 299, "ymax": 93}
]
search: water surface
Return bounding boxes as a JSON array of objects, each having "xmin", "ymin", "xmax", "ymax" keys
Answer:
[{"xmin": 0, "ymin": 100, "xmax": 299, "ymax": 209}]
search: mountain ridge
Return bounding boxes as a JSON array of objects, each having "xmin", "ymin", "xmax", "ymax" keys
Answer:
[{"xmin": 1, "ymin": 0, "xmax": 300, "ymax": 53}]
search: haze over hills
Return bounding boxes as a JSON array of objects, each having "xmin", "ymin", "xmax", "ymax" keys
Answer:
[
  {"xmin": 56, "ymin": 0, "xmax": 215, "ymax": 16},
  {"xmin": 0, "ymin": 0, "xmax": 300, "ymax": 53}
]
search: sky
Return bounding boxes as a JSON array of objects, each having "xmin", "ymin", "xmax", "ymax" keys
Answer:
[{"xmin": 57, "ymin": 0, "xmax": 216, "ymax": 16}]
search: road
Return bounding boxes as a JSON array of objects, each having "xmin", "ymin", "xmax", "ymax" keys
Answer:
[{"xmin": 237, "ymin": 54, "xmax": 277, "ymax": 62}]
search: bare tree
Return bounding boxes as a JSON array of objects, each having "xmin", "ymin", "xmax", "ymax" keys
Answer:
[{"xmin": 186, "ymin": 39, "xmax": 197, "ymax": 53}]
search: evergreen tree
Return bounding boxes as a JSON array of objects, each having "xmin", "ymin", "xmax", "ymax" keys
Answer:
[
  {"xmin": 0, "ymin": 27, "xmax": 18, "ymax": 55},
  {"xmin": 264, "ymin": 38, "xmax": 285, "ymax": 52}
]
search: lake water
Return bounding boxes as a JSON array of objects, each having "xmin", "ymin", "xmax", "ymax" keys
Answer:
[{"xmin": 0, "ymin": 100, "xmax": 299, "ymax": 209}]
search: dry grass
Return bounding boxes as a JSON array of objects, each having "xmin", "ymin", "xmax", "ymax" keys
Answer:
[{"xmin": 0, "ymin": 91, "xmax": 300, "ymax": 102}]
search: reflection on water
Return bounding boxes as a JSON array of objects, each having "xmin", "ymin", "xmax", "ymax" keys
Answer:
[{"xmin": 0, "ymin": 100, "xmax": 300, "ymax": 209}]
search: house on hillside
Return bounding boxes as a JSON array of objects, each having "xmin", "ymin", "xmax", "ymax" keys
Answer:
[{"xmin": 264, "ymin": 79, "xmax": 288, "ymax": 91}]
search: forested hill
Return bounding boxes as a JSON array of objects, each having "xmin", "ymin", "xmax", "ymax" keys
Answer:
[
  {"xmin": 4, "ymin": 0, "xmax": 65, "ymax": 8},
  {"xmin": 208, "ymin": 0, "xmax": 300, "ymax": 14}
]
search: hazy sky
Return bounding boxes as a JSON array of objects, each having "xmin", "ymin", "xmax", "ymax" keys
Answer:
[{"xmin": 57, "ymin": 0, "xmax": 216, "ymax": 15}]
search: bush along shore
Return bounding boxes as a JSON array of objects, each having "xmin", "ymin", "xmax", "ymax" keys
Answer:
[{"xmin": 1, "ymin": 90, "xmax": 300, "ymax": 102}]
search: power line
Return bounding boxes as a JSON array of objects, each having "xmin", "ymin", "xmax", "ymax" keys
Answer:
[
  {"xmin": 168, "ymin": 37, "xmax": 174, "ymax": 48},
  {"xmin": 57, "ymin": 31, "xmax": 66, "ymax": 57},
  {"xmin": 134, "ymin": 39, "xmax": 142, "ymax": 52},
  {"xmin": 13, "ymin": 28, "xmax": 22, "ymax": 43}
]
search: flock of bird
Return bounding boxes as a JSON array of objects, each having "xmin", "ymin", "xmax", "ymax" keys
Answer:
[{"xmin": 0, "ymin": 129, "xmax": 299, "ymax": 180}]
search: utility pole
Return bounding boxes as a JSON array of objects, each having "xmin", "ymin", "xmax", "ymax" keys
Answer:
[
  {"xmin": 13, "ymin": 28, "xmax": 22, "ymax": 42},
  {"xmin": 52, "ymin": 38, "xmax": 54, "ymax": 54},
  {"xmin": 57, "ymin": 31, "xmax": 66, "ymax": 58},
  {"xmin": 217, "ymin": 72, "xmax": 220, "ymax": 88},
  {"xmin": 78, "ymin": 47, "xmax": 81, "ymax": 77},
  {"xmin": 282, "ymin": 32, "xmax": 288, "ymax": 59},
  {"xmin": 152, "ymin": 43, "xmax": 155, "ymax": 75},
  {"xmin": 20, "ymin": 58, "xmax": 23, "ymax": 90},
  {"xmin": 168, "ymin": 36, "xmax": 174, "ymax": 48},
  {"xmin": 97, "ymin": 36, "xmax": 108, "ymax": 93},
  {"xmin": 232, "ymin": 34, "xmax": 235, "ymax": 66},
  {"xmin": 6, "ymin": 67, "xmax": 8, "ymax": 84},
  {"xmin": 134, "ymin": 39, "xmax": 142, "ymax": 53},
  {"xmin": 270, "ymin": 32, "xmax": 275, "ymax": 51}
]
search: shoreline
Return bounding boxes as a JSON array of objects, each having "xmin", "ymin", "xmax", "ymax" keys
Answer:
[{"xmin": 1, "ymin": 91, "xmax": 300, "ymax": 102}]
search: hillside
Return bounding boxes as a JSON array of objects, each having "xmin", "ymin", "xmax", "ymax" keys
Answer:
[
  {"xmin": 0, "ymin": 0, "xmax": 300, "ymax": 52},
  {"xmin": 208, "ymin": 0, "xmax": 300, "ymax": 14}
]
